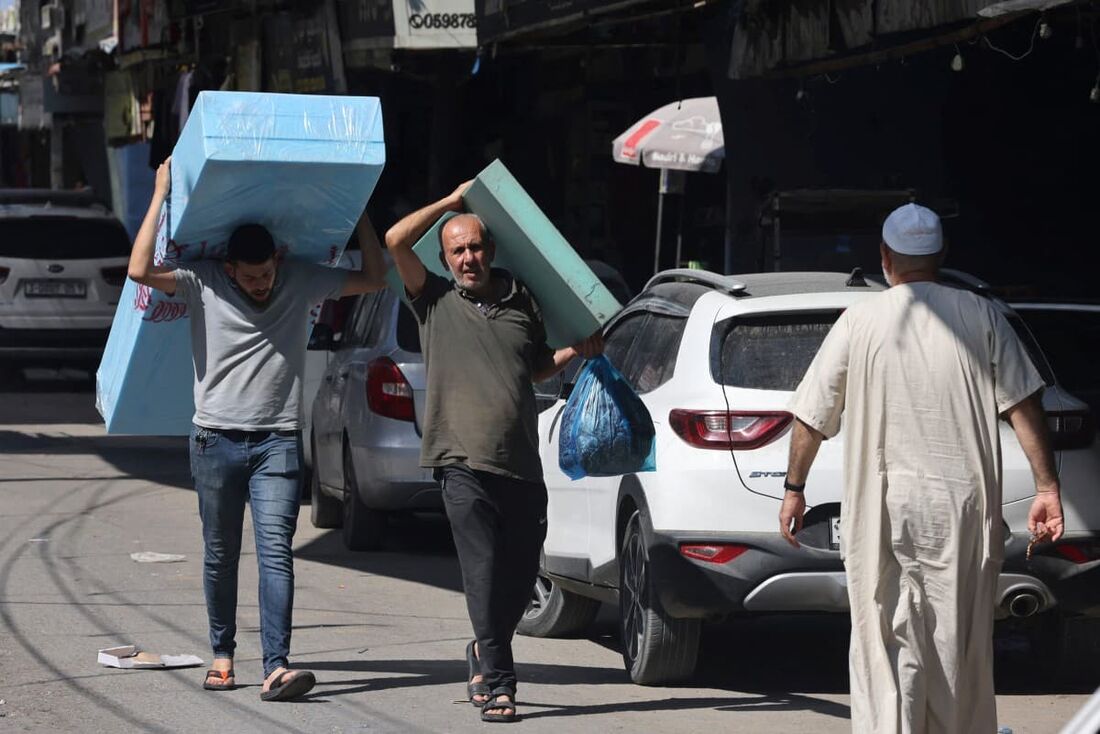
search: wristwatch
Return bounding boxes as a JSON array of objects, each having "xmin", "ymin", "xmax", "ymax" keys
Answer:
[{"xmin": 783, "ymin": 479, "xmax": 806, "ymax": 493}]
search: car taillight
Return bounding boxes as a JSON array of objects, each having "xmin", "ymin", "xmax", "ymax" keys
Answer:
[
  {"xmin": 1047, "ymin": 410, "xmax": 1095, "ymax": 450},
  {"xmin": 669, "ymin": 410, "xmax": 793, "ymax": 450},
  {"xmin": 0, "ymin": 266, "xmax": 8, "ymax": 284},
  {"xmin": 366, "ymin": 357, "xmax": 415, "ymax": 422},
  {"xmin": 680, "ymin": 543, "xmax": 749, "ymax": 564},
  {"xmin": 101, "ymin": 266, "xmax": 127, "ymax": 287},
  {"xmin": 1044, "ymin": 541, "xmax": 1100, "ymax": 564}
]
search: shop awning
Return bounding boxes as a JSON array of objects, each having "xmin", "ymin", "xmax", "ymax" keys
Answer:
[
  {"xmin": 728, "ymin": 0, "xmax": 1079, "ymax": 79},
  {"xmin": 475, "ymin": 0, "xmax": 654, "ymax": 45}
]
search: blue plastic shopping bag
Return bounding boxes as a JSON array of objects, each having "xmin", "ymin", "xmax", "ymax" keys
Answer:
[{"xmin": 558, "ymin": 355, "xmax": 657, "ymax": 480}]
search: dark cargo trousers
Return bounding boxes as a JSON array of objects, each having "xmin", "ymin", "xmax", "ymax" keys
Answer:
[{"xmin": 438, "ymin": 464, "xmax": 548, "ymax": 695}]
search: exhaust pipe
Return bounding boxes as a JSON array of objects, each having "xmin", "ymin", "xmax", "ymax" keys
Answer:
[{"xmin": 1005, "ymin": 590, "xmax": 1042, "ymax": 618}]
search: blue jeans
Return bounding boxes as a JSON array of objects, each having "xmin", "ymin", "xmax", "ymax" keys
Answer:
[{"xmin": 189, "ymin": 425, "xmax": 301, "ymax": 677}]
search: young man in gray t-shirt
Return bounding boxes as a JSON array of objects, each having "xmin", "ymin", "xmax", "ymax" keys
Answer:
[{"xmin": 127, "ymin": 157, "xmax": 387, "ymax": 700}]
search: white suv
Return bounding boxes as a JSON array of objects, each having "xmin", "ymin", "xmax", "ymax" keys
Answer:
[
  {"xmin": 0, "ymin": 190, "xmax": 130, "ymax": 369},
  {"xmin": 523, "ymin": 269, "xmax": 1100, "ymax": 685}
]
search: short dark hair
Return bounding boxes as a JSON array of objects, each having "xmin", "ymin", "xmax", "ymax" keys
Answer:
[{"xmin": 226, "ymin": 224, "xmax": 275, "ymax": 264}]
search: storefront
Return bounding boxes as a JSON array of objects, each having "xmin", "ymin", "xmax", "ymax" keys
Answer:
[{"xmin": 714, "ymin": 0, "xmax": 1099, "ymax": 295}]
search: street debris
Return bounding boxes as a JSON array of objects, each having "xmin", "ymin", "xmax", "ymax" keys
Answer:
[
  {"xmin": 129, "ymin": 552, "xmax": 186, "ymax": 563},
  {"xmin": 98, "ymin": 645, "xmax": 203, "ymax": 669},
  {"xmin": 27, "ymin": 538, "xmax": 48, "ymax": 543}
]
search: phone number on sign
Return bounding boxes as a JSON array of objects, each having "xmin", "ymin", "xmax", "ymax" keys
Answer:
[{"xmin": 409, "ymin": 13, "xmax": 476, "ymax": 30}]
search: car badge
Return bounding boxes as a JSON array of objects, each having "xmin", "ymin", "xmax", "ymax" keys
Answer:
[{"xmin": 47, "ymin": 264, "xmax": 64, "ymax": 273}]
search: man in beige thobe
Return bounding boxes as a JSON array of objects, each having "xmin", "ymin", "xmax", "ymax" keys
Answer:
[{"xmin": 778, "ymin": 203, "xmax": 1065, "ymax": 734}]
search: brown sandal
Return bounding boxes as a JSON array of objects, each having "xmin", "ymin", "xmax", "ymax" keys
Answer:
[{"xmin": 203, "ymin": 667, "xmax": 236, "ymax": 691}]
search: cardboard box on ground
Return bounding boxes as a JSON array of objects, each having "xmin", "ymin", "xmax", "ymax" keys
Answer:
[
  {"xmin": 385, "ymin": 159, "xmax": 621, "ymax": 349},
  {"xmin": 96, "ymin": 91, "xmax": 386, "ymax": 435}
]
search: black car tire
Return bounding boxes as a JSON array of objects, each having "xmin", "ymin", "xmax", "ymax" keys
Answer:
[
  {"xmin": 518, "ymin": 574, "xmax": 601, "ymax": 638},
  {"xmin": 309, "ymin": 439, "xmax": 343, "ymax": 529},
  {"xmin": 341, "ymin": 442, "xmax": 387, "ymax": 551},
  {"xmin": 618, "ymin": 510, "xmax": 700, "ymax": 685}
]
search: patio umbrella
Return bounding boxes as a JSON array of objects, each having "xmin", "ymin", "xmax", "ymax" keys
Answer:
[{"xmin": 612, "ymin": 96, "xmax": 725, "ymax": 274}]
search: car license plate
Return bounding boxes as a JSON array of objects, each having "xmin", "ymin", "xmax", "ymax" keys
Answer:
[
  {"xmin": 24, "ymin": 279, "xmax": 87, "ymax": 298},
  {"xmin": 830, "ymin": 516, "xmax": 841, "ymax": 550}
]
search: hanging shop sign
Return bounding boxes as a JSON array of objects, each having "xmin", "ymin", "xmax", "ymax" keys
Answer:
[
  {"xmin": 264, "ymin": 10, "xmax": 337, "ymax": 93},
  {"xmin": 394, "ymin": 0, "xmax": 476, "ymax": 49},
  {"xmin": 338, "ymin": 0, "xmax": 395, "ymax": 49},
  {"xmin": 338, "ymin": 0, "xmax": 475, "ymax": 50}
]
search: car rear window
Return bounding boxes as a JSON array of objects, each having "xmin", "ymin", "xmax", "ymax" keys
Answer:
[
  {"xmin": 396, "ymin": 301, "xmax": 421, "ymax": 353},
  {"xmin": 627, "ymin": 313, "xmax": 688, "ymax": 393},
  {"xmin": 1014, "ymin": 309, "xmax": 1099, "ymax": 393},
  {"xmin": 1006, "ymin": 315, "xmax": 1055, "ymax": 387},
  {"xmin": 712, "ymin": 312, "xmax": 841, "ymax": 391},
  {"xmin": 712, "ymin": 310, "xmax": 1056, "ymax": 392},
  {"xmin": 0, "ymin": 217, "xmax": 130, "ymax": 259}
]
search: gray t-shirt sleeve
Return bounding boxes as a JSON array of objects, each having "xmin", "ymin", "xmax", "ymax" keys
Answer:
[
  {"xmin": 410, "ymin": 272, "xmax": 451, "ymax": 324},
  {"xmin": 296, "ymin": 262, "xmax": 349, "ymax": 304},
  {"xmin": 173, "ymin": 264, "xmax": 206, "ymax": 304}
]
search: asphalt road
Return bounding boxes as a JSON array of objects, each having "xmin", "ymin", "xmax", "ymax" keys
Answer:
[{"xmin": 0, "ymin": 372, "xmax": 1092, "ymax": 733}]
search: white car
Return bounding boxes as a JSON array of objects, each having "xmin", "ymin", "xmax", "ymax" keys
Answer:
[
  {"xmin": 524, "ymin": 269, "xmax": 1100, "ymax": 685},
  {"xmin": 0, "ymin": 189, "xmax": 129, "ymax": 369}
]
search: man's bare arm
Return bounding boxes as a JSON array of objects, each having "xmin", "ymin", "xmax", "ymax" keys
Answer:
[
  {"xmin": 341, "ymin": 211, "xmax": 387, "ymax": 296},
  {"xmin": 1004, "ymin": 391, "xmax": 1065, "ymax": 541},
  {"xmin": 127, "ymin": 158, "xmax": 178, "ymax": 295},
  {"xmin": 384, "ymin": 182, "xmax": 469, "ymax": 300},
  {"xmin": 778, "ymin": 419, "xmax": 825, "ymax": 547},
  {"xmin": 532, "ymin": 332, "xmax": 604, "ymax": 384}
]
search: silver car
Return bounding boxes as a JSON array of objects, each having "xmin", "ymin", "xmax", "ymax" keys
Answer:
[
  {"xmin": 0, "ymin": 189, "xmax": 129, "ymax": 369},
  {"xmin": 309, "ymin": 288, "xmax": 437, "ymax": 550}
]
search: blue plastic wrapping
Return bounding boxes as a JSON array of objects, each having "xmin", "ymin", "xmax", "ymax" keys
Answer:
[
  {"xmin": 96, "ymin": 91, "xmax": 385, "ymax": 435},
  {"xmin": 559, "ymin": 356, "xmax": 657, "ymax": 480}
]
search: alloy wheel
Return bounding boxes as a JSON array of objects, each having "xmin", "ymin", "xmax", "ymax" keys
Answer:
[
  {"xmin": 526, "ymin": 575, "xmax": 554, "ymax": 619},
  {"xmin": 621, "ymin": 523, "xmax": 648, "ymax": 664}
]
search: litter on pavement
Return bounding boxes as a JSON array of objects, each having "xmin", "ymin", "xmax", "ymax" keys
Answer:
[
  {"xmin": 98, "ymin": 645, "xmax": 203, "ymax": 669},
  {"xmin": 129, "ymin": 551, "xmax": 186, "ymax": 563}
]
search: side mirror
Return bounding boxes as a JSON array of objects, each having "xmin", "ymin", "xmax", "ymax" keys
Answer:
[{"xmin": 308, "ymin": 323, "xmax": 338, "ymax": 351}]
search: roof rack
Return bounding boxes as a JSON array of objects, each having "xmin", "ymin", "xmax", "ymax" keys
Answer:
[
  {"xmin": 643, "ymin": 269, "xmax": 748, "ymax": 296},
  {"xmin": 0, "ymin": 188, "xmax": 101, "ymax": 208}
]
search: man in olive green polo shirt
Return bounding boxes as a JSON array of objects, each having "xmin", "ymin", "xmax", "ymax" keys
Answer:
[{"xmin": 385, "ymin": 182, "xmax": 601, "ymax": 723}]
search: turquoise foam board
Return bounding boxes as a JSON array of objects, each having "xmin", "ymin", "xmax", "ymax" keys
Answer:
[
  {"xmin": 386, "ymin": 160, "xmax": 620, "ymax": 349},
  {"xmin": 97, "ymin": 91, "xmax": 385, "ymax": 435}
]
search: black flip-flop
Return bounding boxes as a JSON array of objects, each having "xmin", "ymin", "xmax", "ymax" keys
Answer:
[
  {"xmin": 202, "ymin": 667, "xmax": 235, "ymax": 691},
  {"xmin": 481, "ymin": 688, "xmax": 518, "ymax": 723},
  {"xmin": 260, "ymin": 669, "xmax": 316, "ymax": 702},
  {"xmin": 466, "ymin": 640, "xmax": 490, "ymax": 706}
]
